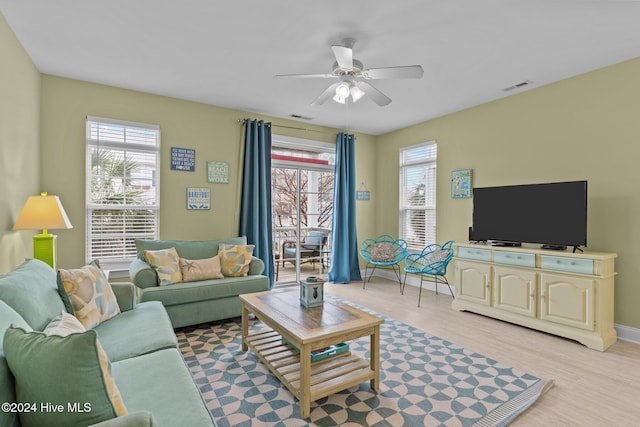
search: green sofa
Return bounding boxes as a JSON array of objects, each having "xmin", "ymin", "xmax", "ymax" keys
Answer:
[
  {"xmin": 129, "ymin": 237, "xmax": 270, "ymax": 328},
  {"xmin": 0, "ymin": 259, "xmax": 216, "ymax": 427}
]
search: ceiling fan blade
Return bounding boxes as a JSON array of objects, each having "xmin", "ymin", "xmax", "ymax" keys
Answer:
[
  {"xmin": 356, "ymin": 81, "xmax": 392, "ymax": 106},
  {"xmin": 331, "ymin": 45, "xmax": 353, "ymax": 69},
  {"xmin": 274, "ymin": 73, "xmax": 336, "ymax": 79},
  {"xmin": 311, "ymin": 82, "xmax": 341, "ymax": 106},
  {"xmin": 362, "ymin": 65, "xmax": 424, "ymax": 80}
]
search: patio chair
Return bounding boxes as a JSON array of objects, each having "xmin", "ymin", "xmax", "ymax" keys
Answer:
[
  {"xmin": 281, "ymin": 230, "xmax": 328, "ymax": 270},
  {"xmin": 403, "ymin": 240, "xmax": 455, "ymax": 307},
  {"xmin": 360, "ymin": 235, "xmax": 408, "ymax": 291}
]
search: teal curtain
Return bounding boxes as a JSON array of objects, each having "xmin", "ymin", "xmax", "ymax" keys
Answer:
[
  {"xmin": 239, "ymin": 119, "xmax": 275, "ymax": 287},
  {"xmin": 328, "ymin": 132, "xmax": 362, "ymax": 283}
]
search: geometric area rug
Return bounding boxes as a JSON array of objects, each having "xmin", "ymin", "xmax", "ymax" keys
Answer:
[{"xmin": 176, "ymin": 295, "xmax": 553, "ymax": 427}]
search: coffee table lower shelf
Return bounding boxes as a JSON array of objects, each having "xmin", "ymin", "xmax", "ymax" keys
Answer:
[{"xmin": 245, "ymin": 328, "xmax": 374, "ymax": 407}]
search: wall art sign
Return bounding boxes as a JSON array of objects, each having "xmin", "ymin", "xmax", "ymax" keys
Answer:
[
  {"xmin": 207, "ymin": 161, "xmax": 229, "ymax": 184},
  {"xmin": 356, "ymin": 190, "xmax": 371, "ymax": 201},
  {"xmin": 171, "ymin": 147, "xmax": 196, "ymax": 171},
  {"xmin": 187, "ymin": 187, "xmax": 210, "ymax": 210},
  {"xmin": 451, "ymin": 169, "xmax": 473, "ymax": 199}
]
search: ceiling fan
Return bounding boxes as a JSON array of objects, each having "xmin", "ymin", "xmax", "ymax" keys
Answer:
[{"xmin": 274, "ymin": 41, "xmax": 424, "ymax": 107}]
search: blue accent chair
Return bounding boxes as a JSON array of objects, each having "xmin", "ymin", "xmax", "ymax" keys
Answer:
[
  {"xmin": 403, "ymin": 240, "xmax": 455, "ymax": 306},
  {"xmin": 360, "ymin": 235, "xmax": 408, "ymax": 291}
]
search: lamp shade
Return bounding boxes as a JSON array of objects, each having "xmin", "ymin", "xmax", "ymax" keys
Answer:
[{"xmin": 13, "ymin": 192, "xmax": 73, "ymax": 231}]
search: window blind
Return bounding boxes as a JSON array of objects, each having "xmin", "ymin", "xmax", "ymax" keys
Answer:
[
  {"xmin": 399, "ymin": 142, "xmax": 437, "ymax": 251},
  {"xmin": 86, "ymin": 116, "xmax": 160, "ymax": 268}
]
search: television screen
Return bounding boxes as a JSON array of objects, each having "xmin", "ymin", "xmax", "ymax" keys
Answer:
[{"xmin": 471, "ymin": 181, "xmax": 587, "ymax": 248}]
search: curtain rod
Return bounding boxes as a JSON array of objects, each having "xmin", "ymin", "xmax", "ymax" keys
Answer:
[{"xmin": 236, "ymin": 118, "xmax": 337, "ymax": 134}]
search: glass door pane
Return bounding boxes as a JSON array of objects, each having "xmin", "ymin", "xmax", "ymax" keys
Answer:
[{"xmin": 272, "ymin": 166, "xmax": 333, "ymax": 285}]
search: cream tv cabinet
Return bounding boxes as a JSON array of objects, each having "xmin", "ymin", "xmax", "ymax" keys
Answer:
[{"xmin": 451, "ymin": 243, "xmax": 617, "ymax": 351}]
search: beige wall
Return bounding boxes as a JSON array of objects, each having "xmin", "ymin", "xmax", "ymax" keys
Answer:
[
  {"xmin": 39, "ymin": 75, "xmax": 377, "ymax": 270},
  {"xmin": 0, "ymin": 13, "xmax": 40, "ymax": 273},
  {"xmin": 377, "ymin": 57, "xmax": 640, "ymax": 329},
  {"xmin": 3, "ymin": 11, "xmax": 638, "ymax": 329}
]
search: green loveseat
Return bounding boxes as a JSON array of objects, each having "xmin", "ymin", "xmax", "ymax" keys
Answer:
[
  {"xmin": 129, "ymin": 237, "xmax": 270, "ymax": 328},
  {"xmin": 0, "ymin": 259, "xmax": 216, "ymax": 427}
]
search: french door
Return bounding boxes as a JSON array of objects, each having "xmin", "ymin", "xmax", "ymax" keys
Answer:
[{"xmin": 271, "ymin": 138, "xmax": 335, "ymax": 285}]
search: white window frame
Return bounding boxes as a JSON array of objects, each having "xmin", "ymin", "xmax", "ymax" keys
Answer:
[
  {"xmin": 399, "ymin": 141, "xmax": 437, "ymax": 251},
  {"xmin": 86, "ymin": 116, "xmax": 160, "ymax": 272}
]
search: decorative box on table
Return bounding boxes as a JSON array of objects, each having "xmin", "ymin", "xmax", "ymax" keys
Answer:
[{"xmin": 300, "ymin": 276, "xmax": 324, "ymax": 307}]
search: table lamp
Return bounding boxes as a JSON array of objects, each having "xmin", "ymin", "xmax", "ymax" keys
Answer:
[{"xmin": 13, "ymin": 192, "xmax": 73, "ymax": 270}]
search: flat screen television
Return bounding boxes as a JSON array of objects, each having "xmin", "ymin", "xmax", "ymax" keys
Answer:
[{"xmin": 471, "ymin": 180, "xmax": 587, "ymax": 250}]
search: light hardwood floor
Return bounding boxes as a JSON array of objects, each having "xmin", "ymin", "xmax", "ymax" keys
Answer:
[{"xmin": 323, "ymin": 277, "xmax": 640, "ymax": 427}]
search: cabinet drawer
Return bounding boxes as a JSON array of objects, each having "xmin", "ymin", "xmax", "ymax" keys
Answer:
[
  {"xmin": 494, "ymin": 251, "xmax": 535, "ymax": 267},
  {"xmin": 540, "ymin": 256, "xmax": 593, "ymax": 275},
  {"xmin": 457, "ymin": 247, "xmax": 491, "ymax": 262}
]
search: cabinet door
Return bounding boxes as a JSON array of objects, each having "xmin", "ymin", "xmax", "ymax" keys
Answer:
[
  {"xmin": 455, "ymin": 260, "xmax": 492, "ymax": 306},
  {"xmin": 540, "ymin": 273, "xmax": 595, "ymax": 331},
  {"xmin": 493, "ymin": 266, "xmax": 537, "ymax": 318}
]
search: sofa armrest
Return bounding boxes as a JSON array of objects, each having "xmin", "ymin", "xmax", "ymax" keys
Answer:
[
  {"xmin": 248, "ymin": 256, "xmax": 265, "ymax": 275},
  {"xmin": 129, "ymin": 258, "xmax": 158, "ymax": 289},
  {"xmin": 89, "ymin": 411, "xmax": 157, "ymax": 427},
  {"xmin": 110, "ymin": 282, "xmax": 136, "ymax": 312}
]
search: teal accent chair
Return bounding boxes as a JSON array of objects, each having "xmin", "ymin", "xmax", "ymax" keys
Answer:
[
  {"xmin": 403, "ymin": 240, "xmax": 455, "ymax": 306},
  {"xmin": 360, "ymin": 235, "xmax": 408, "ymax": 291}
]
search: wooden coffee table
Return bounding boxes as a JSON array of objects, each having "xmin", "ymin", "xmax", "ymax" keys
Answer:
[{"xmin": 240, "ymin": 288, "xmax": 383, "ymax": 418}]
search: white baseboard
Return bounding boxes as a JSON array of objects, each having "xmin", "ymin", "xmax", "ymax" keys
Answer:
[
  {"xmin": 615, "ymin": 324, "xmax": 640, "ymax": 344},
  {"xmin": 363, "ymin": 268, "xmax": 454, "ymax": 295},
  {"xmin": 364, "ymin": 269, "xmax": 640, "ymax": 345}
]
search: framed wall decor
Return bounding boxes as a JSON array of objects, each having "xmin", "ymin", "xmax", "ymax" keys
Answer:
[
  {"xmin": 451, "ymin": 169, "xmax": 472, "ymax": 199},
  {"xmin": 207, "ymin": 161, "xmax": 229, "ymax": 183},
  {"xmin": 171, "ymin": 147, "xmax": 196, "ymax": 171},
  {"xmin": 187, "ymin": 187, "xmax": 210, "ymax": 210}
]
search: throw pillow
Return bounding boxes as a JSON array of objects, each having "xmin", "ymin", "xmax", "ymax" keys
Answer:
[
  {"xmin": 144, "ymin": 247, "xmax": 183, "ymax": 286},
  {"xmin": 179, "ymin": 256, "xmax": 224, "ymax": 282},
  {"xmin": 218, "ymin": 244, "xmax": 255, "ymax": 277},
  {"xmin": 369, "ymin": 242, "xmax": 395, "ymax": 262},
  {"xmin": 57, "ymin": 263, "xmax": 121, "ymax": 330},
  {"xmin": 428, "ymin": 249, "xmax": 450, "ymax": 263},
  {"xmin": 43, "ymin": 311, "xmax": 86, "ymax": 336},
  {"xmin": 3, "ymin": 326, "xmax": 127, "ymax": 427}
]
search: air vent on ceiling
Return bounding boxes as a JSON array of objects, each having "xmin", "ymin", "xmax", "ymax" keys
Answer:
[
  {"xmin": 289, "ymin": 114, "xmax": 313, "ymax": 120},
  {"xmin": 503, "ymin": 80, "xmax": 532, "ymax": 92}
]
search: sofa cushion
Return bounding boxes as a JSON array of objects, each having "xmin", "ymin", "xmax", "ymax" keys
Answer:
[
  {"xmin": 179, "ymin": 256, "xmax": 224, "ymax": 282},
  {"xmin": 58, "ymin": 263, "xmax": 121, "ymax": 329},
  {"xmin": 139, "ymin": 275, "xmax": 269, "ymax": 307},
  {"xmin": 135, "ymin": 237, "xmax": 247, "ymax": 261},
  {"xmin": 0, "ymin": 259, "xmax": 66, "ymax": 331},
  {"xmin": 218, "ymin": 244, "xmax": 255, "ymax": 277},
  {"xmin": 3, "ymin": 326, "xmax": 127, "ymax": 427},
  {"xmin": 111, "ymin": 348, "xmax": 216, "ymax": 427},
  {"xmin": 93, "ymin": 301, "xmax": 178, "ymax": 362},
  {"xmin": 144, "ymin": 247, "xmax": 183, "ymax": 286}
]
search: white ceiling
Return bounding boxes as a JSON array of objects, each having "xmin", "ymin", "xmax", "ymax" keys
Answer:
[{"xmin": 2, "ymin": 0, "xmax": 640, "ymax": 135}]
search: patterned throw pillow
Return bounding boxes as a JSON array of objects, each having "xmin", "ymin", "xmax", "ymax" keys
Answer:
[
  {"xmin": 370, "ymin": 242, "xmax": 395, "ymax": 262},
  {"xmin": 144, "ymin": 247, "xmax": 183, "ymax": 286},
  {"xmin": 44, "ymin": 311, "xmax": 86, "ymax": 336},
  {"xmin": 57, "ymin": 264, "xmax": 121, "ymax": 330},
  {"xmin": 428, "ymin": 249, "xmax": 450, "ymax": 263},
  {"xmin": 179, "ymin": 256, "xmax": 224, "ymax": 282},
  {"xmin": 3, "ymin": 326, "xmax": 128, "ymax": 427},
  {"xmin": 218, "ymin": 244, "xmax": 255, "ymax": 277}
]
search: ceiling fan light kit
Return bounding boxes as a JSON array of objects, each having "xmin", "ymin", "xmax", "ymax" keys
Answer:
[{"xmin": 275, "ymin": 40, "xmax": 424, "ymax": 107}]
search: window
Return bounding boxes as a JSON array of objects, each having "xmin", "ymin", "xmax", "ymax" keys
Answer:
[
  {"xmin": 399, "ymin": 142, "xmax": 437, "ymax": 251},
  {"xmin": 86, "ymin": 116, "xmax": 160, "ymax": 269}
]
